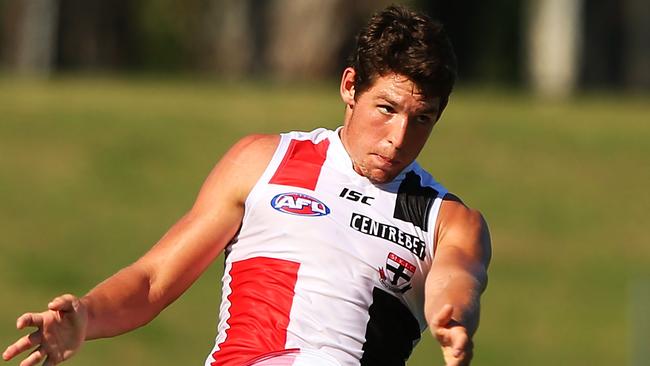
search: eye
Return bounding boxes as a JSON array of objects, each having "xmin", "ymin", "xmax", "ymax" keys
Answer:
[
  {"xmin": 378, "ymin": 105, "xmax": 395, "ymax": 114},
  {"xmin": 413, "ymin": 114, "xmax": 434, "ymax": 125}
]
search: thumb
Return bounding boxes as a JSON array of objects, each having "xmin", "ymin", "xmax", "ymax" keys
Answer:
[{"xmin": 433, "ymin": 304, "xmax": 454, "ymax": 328}]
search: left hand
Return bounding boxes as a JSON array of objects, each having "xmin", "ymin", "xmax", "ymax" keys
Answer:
[{"xmin": 431, "ymin": 304, "xmax": 473, "ymax": 366}]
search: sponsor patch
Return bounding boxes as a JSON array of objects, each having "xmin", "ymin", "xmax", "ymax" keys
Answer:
[
  {"xmin": 271, "ymin": 192, "xmax": 330, "ymax": 217},
  {"xmin": 378, "ymin": 252, "xmax": 415, "ymax": 294},
  {"xmin": 350, "ymin": 213, "xmax": 426, "ymax": 259}
]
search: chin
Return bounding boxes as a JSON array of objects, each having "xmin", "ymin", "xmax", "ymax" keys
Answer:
[
  {"xmin": 365, "ymin": 170, "xmax": 398, "ymax": 184},
  {"xmin": 356, "ymin": 161, "xmax": 399, "ymax": 184}
]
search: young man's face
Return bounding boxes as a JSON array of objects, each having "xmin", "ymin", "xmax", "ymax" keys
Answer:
[{"xmin": 340, "ymin": 68, "xmax": 443, "ymax": 184}]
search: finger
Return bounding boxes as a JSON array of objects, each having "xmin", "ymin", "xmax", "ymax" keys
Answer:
[
  {"xmin": 48, "ymin": 294, "xmax": 77, "ymax": 312},
  {"xmin": 2, "ymin": 332, "xmax": 42, "ymax": 361},
  {"xmin": 450, "ymin": 328, "xmax": 470, "ymax": 358},
  {"xmin": 18, "ymin": 347, "xmax": 45, "ymax": 366},
  {"xmin": 434, "ymin": 322, "xmax": 456, "ymax": 346},
  {"xmin": 16, "ymin": 313, "xmax": 44, "ymax": 330},
  {"xmin": 449, "ymin": 348, "xmax": 473, "ymax": 366},
  {"xmin": 433, "ymin": 304, "xmax": 454, "ymax": 328}
]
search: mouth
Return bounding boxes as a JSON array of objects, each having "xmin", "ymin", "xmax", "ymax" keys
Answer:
[{"xmin": 373, "ymin": 153, "xmax": 400, "ymax": 166}]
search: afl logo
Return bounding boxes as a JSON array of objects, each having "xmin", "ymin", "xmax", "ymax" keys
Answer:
[{"xmin": 271, "ymin": 192, "xmax": 331, "ymax": 217}]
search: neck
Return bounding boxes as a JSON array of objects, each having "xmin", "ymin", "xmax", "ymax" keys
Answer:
[{"xmin": 339, "ymin": 105, "xmax": 354, "ymax": 154}]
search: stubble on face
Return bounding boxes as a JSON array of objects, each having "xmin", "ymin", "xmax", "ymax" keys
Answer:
[
  {"xmin": 353, "ymin": 157, "xmax": 388, "ymax": 184},
  {"xmin": 344, "ymin": 121, "xmax": 406, "ymax": 185}
]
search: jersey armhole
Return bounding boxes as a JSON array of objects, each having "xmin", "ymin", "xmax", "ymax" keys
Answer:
[
  {"xmin": 426, "ymin": 190, "xmax": 449, "ymax": 260},
  {"xmin": 241, "ymin": 133, "xmax": 292, "ymax": 224}
]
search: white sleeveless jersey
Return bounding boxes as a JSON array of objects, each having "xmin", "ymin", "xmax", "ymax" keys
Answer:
[{"xmin": 205, "ymin": 128, "xmax": 449, "ymax": 366}]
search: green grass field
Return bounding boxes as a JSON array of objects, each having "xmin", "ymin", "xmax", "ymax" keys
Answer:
[{"xmin": 1, "ymin": 77, "xmax": 648, "ymax": 365}]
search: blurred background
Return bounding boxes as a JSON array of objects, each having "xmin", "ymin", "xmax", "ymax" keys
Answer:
[
  {"xmin": 2, "ymin": 0, "xmax": 650, "ymax": 91},
  {"xmin": 0, "ymin": 0, "xmax": 648, "ymax": 365}
]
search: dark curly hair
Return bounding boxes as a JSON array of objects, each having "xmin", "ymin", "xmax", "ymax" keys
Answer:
[{"xmin": 348, "ymin": 5, "xmax": 457, "ymax": 110}]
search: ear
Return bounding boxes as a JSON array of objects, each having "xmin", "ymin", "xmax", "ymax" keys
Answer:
[{"xmin": 340, "ymin": 67, "xmax": 356, "ymax": 107}]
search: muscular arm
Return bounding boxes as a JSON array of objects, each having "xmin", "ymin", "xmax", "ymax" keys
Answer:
[
  {"xmin": 82, "ymin": 134, "xmax": 279, "ymax": 338},
  {"xmin": 425, "ymin": 195, "xmax": 492, "ymax": 365},
  {"xmin": 3, "ymin": 134, "xmax": 279, "ymax": 364}
]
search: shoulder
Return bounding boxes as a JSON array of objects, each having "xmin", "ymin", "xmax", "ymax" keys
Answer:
[
  {"xmin": 435, "ymin": 194, "xmax": 491, "ymax": 264},
  {"xmin": 209, "ymin": 134, "xmax": 279, "ymax": 179},
  {"xmin": 195, "ymin": 134, "xmax": 280, "ymax": 208},
  {"xmin": 224, "ymin": 134, "xmax": 280, "ymax": 163},
  {"xmin": 438, "ymin": 195, "xmax": 487, "ymax": 236},
  {"xmin": 217, "ymin": 132, "xmax": 280, "ymax": 185}
]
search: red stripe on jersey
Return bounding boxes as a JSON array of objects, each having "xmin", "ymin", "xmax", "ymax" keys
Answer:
[
  {"xmin": 269, "ymin": 138, "xmax": 330, "ymax": 191},
  {"xmin": 211, "ymin": 257, "xmax": 300, "ymax": 366},
  {"xmin": 243, "ymin": 348, "xmax": 300, "ymax": 366}
]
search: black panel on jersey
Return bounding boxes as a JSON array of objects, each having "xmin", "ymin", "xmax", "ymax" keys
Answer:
[
  {"xmin": 393, "ymin": 171, "xmax": 438, "ymax": 231},
  {"xmin": 360, "ymin": 287, "xmax": 421, "ymax": 366}
]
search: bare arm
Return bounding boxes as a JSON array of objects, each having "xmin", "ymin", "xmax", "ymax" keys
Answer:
[
  {"xmin": 425, "ymin": 195, "xmax": 492, "ymax": 366},
  {"xmin": 3, "ymin": 134, "xmax": 279, "ymax": 365}
]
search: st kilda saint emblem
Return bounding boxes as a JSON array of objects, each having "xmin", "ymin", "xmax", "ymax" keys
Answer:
[{"xmin": 378, "ymin": 252, "xmax": 416, "ymax": 294}]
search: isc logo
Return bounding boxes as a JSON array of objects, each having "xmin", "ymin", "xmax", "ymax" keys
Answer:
[
  {"xmin": 271, "ymin": 192, "xmax": 331, "ymax": 216},
  {"xmin": 339, "ymin": 188, "xmax": 374, "ymax": 205}
]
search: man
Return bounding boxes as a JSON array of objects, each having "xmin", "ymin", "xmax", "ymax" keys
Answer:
[{"xmin": 3, "ymin": 5, "xmax": 490, "ymax": 366}]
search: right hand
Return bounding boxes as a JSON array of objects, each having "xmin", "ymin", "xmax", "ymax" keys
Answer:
[{"xmin": 3, "ymin": 294, "xmax": 88, "ymax": 366}]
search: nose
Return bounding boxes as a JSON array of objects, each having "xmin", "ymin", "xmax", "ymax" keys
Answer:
[{"xmin": 387, "ymin": 114, "xmax": 408, "ymax": 149}]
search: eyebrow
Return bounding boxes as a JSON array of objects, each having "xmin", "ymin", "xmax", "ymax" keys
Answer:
[
  {"xmin": 375, "ymin": 93, "xmax": 439, "ymax": 114},
  {"xmin": 375, "ymin": 93, "xmax": 399, "ymax": 106}
]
